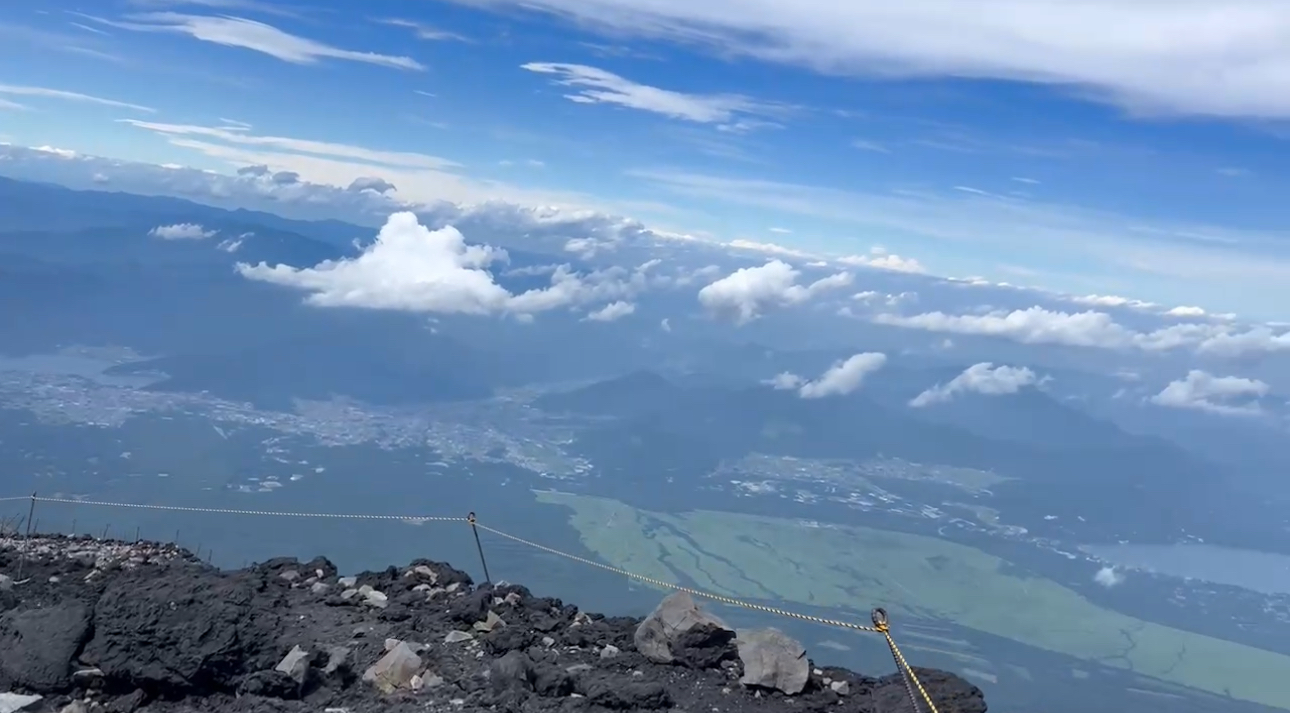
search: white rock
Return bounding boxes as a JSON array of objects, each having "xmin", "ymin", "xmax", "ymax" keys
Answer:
[
  {"xmin": 0, "ymin": 693, "xmax": 43, "ymax": 713},
  {"xmin": 362, "ymin": 642, "xmax": 423, "ymax": 694}
]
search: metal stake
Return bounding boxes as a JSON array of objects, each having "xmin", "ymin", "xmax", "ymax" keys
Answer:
[{"xmin": 467, "ymin": 512, "xmax": 492, "ymax": 584}]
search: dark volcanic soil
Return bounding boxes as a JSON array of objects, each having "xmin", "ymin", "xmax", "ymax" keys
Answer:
[{"xmin": 0, "ymin": 534, "xmax": 987, "ymax": 713}]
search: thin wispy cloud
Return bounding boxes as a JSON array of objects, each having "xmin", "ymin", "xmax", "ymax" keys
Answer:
[
  {"xmin": 378, "ymin": 18, "xmax": 470, "ymax": 42},
  {"xmin": 627, "ymin": 168, "xmax": 1290, "ymax": 307},
  {"xmin": 454, "ymin": 0, "xmax": 1290, "ymax": 120},
  {"xmin": 851, "ymin": 139, "xmax": 889, "ymax": 153},
  {"xmin": 0, "ymin": 21, "xmax": 125, "ymax": 63},
  {"xmin": 120, "ymin": 119, "xmax": 460, "ymax": 169},
  {"xmin": 0, "ymin": 84, "xmax": 154, "ymax": 113},
  {"xmin": 124, "ymin": 0, "xmax": 305, "ymax": 18},
  {"xmin": 84, "ymin": 13, "xmax": 424, "ymax": 70},
  {"xmin": 68, "ymin": 21, "xmax": 109, "ymax": 35},
  {"xmin": 521, "ymin": 62, "xmax": 790, "ymax": 130}
]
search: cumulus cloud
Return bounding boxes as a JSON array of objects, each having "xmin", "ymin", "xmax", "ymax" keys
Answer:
[
  {"xmin": 585, "ymin": 300, "xmax": 635, "ymax": 322},
  {"xmin": 150, "ymin": 222, "xmax": 216, "ymax": 240},
  {"xmin": 910, "ymin": 362, "xmax": 1041, "ymax": 407},
  {"xmin": 237, "ymin": 212, "xmax": 648, "ymax": 318},
  {"xmin": 770, "ymin": 353, "xmax": 888, "ymax": 399},
  {"xmin": 1150, "ymin": 370, "xmax": 1269, "ymax": 417},
  {"xmin": 564, "ymin": 237, "xmax": 617, "ymax": 259},
  {"xmin": 698, "ymin": 260, "xmax": 852, "ymax": 324},
  {"xmin": 1094, "ymin": 566, "xmax": 1124, "ymax": 588},
  {"xmin": 522, "ymin": 62, "xmax": 788, "ymax": 130},
  {"xmin": 1195, "ymin": 327, "xmax": 1290, "ymax": 358}
]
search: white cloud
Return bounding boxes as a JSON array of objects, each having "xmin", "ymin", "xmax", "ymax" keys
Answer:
[
  {"xmin": 1195, "ymin": 327, "xmax": 1290, "ymax": 358},
  {"xmin": 910, "ymin": 362, "xmax": 1041, "ymax": 407},
  {"xmin": 725, "ymin": 239, "xmax": 812, "ymax": 259},
  {"xmin": 90, "ymin": 13, "xmax": 424, "ymax": 70},
  {"xmin": 520, "ymin": 62, "xmax": 787, "ymax": 129},
  {"xmin": 1150, "ymin": 369, "xmax": 1269, "ymax": 416},
  {"xmin": 874, "ymin": 306, "xmax": 1229, "ymax": 352},
  {"xmin": 764, "ymin": 372, "xmax": 805, "ymax": 390},
  {"xmin": 1067, "ymin": 294, "xmax": 1157, "ymax": 311},
  {"xmin": 1165, "ymin": 305, "xmax": 1207, "ymax": 318},
  {"xmin": 150, "ymin": 222, "xmax": 216, "ymax": 240},
  {"xmin": 99, "ymin": 120, "xmax": 637, "ymax": 211},
  {"xmin": 454, "ymin": 0, "xmax": 1290, "ymax": 120},
  {"xmin": 775, "ymin": 352, "xmax": 888, "ymax": 399},
  {"xmin": 585, "ymin": 300, "xmax": 636, "ymax": 321},
  {"xmin": 660, "ymin": 317, "xmax": 672, "ymax": 332},
  {"xmin": 1094, "ymin": 567, "xmax": 1124, "ymax": 588},
  {"xmin": 838, "ymin": 248, "xmax": 926, "ymax": 274},
  {"xmin": 768, "ymin": 227, "xmax": 792, "ymax": 234},
  {"xmin": 0, "ymin": 84, "xmax": 154, "ymax": 112},
  {"xmin": 564, "ymin": 236, "xmax": 617, "ymax": 259},
  {"xmin": 698, "ymin": 260, "xmax": 852, "ymax": 324},
  {"xmin": 1011, "ymin": 177, "xmax": 1041, "ymax": 185},
  {"xmin": 237, "ymin": 212, "xmax": 651, "ymax": 318}
]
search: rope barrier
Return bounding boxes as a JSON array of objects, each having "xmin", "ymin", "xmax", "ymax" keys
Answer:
[
  {"xmin": 1, "ymin": 494, "xmax": 940, "ymax": 712},
  {"xmin": 476, "ymin": 521, "xmax": 939, "ymax": 713},
  {"xmin": 25, "ymin": 496, "xmax": 468, "ymax": 522}
]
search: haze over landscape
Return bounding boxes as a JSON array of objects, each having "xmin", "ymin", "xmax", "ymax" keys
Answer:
[{"xmin": 5, "ymin": 1, "xmax": 1290, "ymax": 712}]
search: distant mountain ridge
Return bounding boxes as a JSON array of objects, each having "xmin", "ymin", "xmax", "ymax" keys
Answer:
[{"xmin": 534, "ymin": 370, "xmax": 1278, "ymax": 548}]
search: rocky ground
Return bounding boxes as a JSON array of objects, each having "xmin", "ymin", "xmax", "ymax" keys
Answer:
[{"xmin": 0, "ymin": 534, "xmax": 987, "ymax": 713}]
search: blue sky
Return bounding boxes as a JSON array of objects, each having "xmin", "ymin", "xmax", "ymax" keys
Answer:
[{"xmin": 4, "ymin": 0, "xmax": 1290, "ymax": 318}]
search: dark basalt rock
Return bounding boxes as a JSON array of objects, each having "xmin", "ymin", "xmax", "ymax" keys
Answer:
[{"xmin": 0, "ymin": 536, "xmax": 990, "ymax": 713}]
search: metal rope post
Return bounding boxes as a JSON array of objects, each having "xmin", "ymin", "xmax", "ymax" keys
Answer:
[
  {"xmin": 16, "ymin": 492, "xmax": 36, "ymax": 581},
  {"xmin": 467, "ymin": 512, "xmax": 491, "ymax": 584}
]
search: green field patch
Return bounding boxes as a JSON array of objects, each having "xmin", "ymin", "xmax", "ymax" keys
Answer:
[{"xmin": 535, "ymin": 490, "xmax": 1290, "ymax": 710}]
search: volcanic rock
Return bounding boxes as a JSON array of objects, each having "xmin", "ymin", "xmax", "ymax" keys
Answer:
[{"xmin": 0, "ymin": 533, "xmax": 990, "ymax": 713}]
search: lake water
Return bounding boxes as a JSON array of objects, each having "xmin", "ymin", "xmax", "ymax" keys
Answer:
[{"xmin": 1084, "ymin": 542, "xmax": 1290, "ymax": 595}]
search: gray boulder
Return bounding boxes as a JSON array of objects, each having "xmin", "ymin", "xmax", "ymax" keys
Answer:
[
  {"xmin": 633, "ymin": 592, "xmax": 733, "ymax": 665},
  {"xmin": 737, "ymin": 628, "xmax": 810, "ymax": 695}
]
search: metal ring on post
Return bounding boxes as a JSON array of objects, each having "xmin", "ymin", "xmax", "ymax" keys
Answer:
[{"xmin": 871, "ymin": 607, "xmax": 889, "ymax": 631}]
